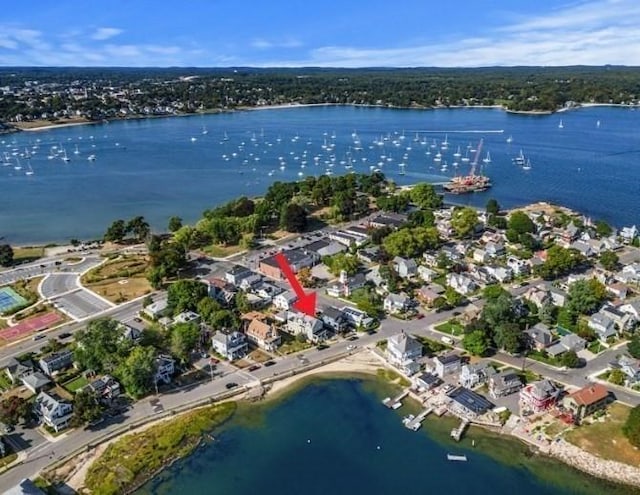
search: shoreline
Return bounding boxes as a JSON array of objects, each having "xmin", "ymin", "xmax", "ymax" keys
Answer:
[
  {"xmin": 6, "ymin": 100, "xmax": 638, "ymax": 134},
  {"xmin": 44, "ymin": 350, "xmax": 640, "ymax": 493}
]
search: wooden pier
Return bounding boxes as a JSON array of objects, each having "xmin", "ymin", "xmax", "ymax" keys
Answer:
[
  {"xmin": 450, "ymin": 418, "xmax": 469, "ymax": 441},
  {"xmin": 405, "ymin": 407, "xmax": 433, "ymax": 431},
  {"xmin": 382, "ymin": 389, "xmax": 409, "ymax": 409}
]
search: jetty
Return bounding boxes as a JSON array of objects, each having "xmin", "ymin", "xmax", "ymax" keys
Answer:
[
  {"xmin": 451, "ymin": 418, "xmax": 470, "ymax": 441},
  {"xmin": 404, "ymin": 407, "xmax": 433, "ymax": 431},
  {"xmin": 382, "ymin": 389, "xmax": 409, "ymax": 409}
]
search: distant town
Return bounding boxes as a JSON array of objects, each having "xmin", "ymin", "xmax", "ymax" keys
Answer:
[
  {"xmin": 2, "ymin": 176, "xmax": 640, "ymax": 493},
  {"xmin": 1, "ymin": 66, "xmax": 640, "ymax": 131}
]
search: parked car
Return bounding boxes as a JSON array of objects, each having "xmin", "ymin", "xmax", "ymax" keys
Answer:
[
  {"xmin": 58, "ymin": 332, "xmax": 72, "ymax": 339},
  {"xmin": 263, "ymin": 360, "xmax": 276, "ymax": 367},
  {"xmin": 225, "ymin": 382, "xmax": 239, "ymax": 390},
  {"xmin": 247, "ymin": 364, "xmax": 261, "ymax": 372},
  {"xmin": 32, "ymin": 334, "xmax": 45, "ymax": 341}
]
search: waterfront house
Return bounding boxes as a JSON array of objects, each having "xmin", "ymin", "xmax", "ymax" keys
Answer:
[
  {"xmin": 286, "ymin": 311, "xmax": 328, "ymax": 343},
  {"xmin": 609, "ymin": 355, "xmax": 640, "ymax": 386},
  {"xmin": 383, "ymin": 293, "xmax": 412, "ymax": 315},
  {"xmin": 459, "ymin": 362, "xmax": 495, "ymax": 389},
  {"xmin": 38, "ymin": 349, "xmax": 73, "ymax": 377},
  {"xmin": 546, "ymin": 333, "xmax": 587, "ymax": 358},
  {"xmin": 340, "ymin": 306, "xmax": 374, "ymax": 329},
  {"xmin": 417, "ymin": 265, "xmax": 437, "ymax": 283},
  {"xmin": 319, "ymin": 306, "xmax": 348, "ymax": 333},
  {"xmin": 393, "ymin": 257, "xmax": 418, "ymax": 279},
  {"xmin": 448, "ymin": 387, "xmax": 494, "ymax": 418},
  {"xmin": 386, "ymin": 332, "xmax": 423, "ymax": 376},
  {"xmin": 212, "ymin": 331, "xmax": 248, "ymax": 360},
  {"xmin": 519, "ymin": 379, "xmax": 562, "ymax": 414},
  {"xmin": 34, "ymin": 391, "xmax": 73, "ymax": 432},
  {"xmin": 144, "ymin": 299, "xmax": 169, "ymax": 319},
  {"xmin": 413, "ymin": 372, "xmax": 442, "ymax": 392},
  {"xmin": 488, "ymin": 371, "xmax": 523, "ymax": 399},
  {"xmin": 620, "ymin": 225, "xmax": 638, "ymax": 244},
  {"xmin": 273, "ymin": 291, "xmax": 298, "ymax": 311},
  {"xmin": 562, "ymin": 383, "xmax": 611, "ymax": 423},
  {"xmin": 433, "ymin": 354, "xmax": 461, "ymax": 379},
  {"xmin": 5, "ymin": 357, "xmax": 35, "ymax": 384},
  {"xmin": 84, "ymin": 375, "xmax": 121, "ymax": 404},
  {"xmin": 224, "ymin": 265, "xmax": 252, "ymax": 286},
  {"xmin": 588, "ymin": 312, "xmax": 617, "ymax": 341},
  {"xmin": 22, "ymin": 372, "xmax": 51, "ymax": 394},
  {"xmin": 525, "ymin": 323, "xmax": 554, "ymax": 351},
  {"xmin": 154, "ymin": 355, "xmax": 175, "ymax": 384},
  {"xmin": 245, "ymin": 319, "xmax": 280, "ymax": 352}
]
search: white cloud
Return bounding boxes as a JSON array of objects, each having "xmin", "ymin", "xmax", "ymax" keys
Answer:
[
  {"xmin": 251, "ymin": 38, "xmax": 302, "ymax": 50},
  {"xmin": 91, "ymin": 27, "xmax": 123, "ymax": 41}
]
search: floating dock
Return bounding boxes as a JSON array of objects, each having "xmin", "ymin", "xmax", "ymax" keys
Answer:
[
  {"xmin": 447, "ymin": 453, "xmax": 468, "ymax": 462},
  {"xmin": 450, "ymin": 418, "xmax": 470, "ymax": 441},
  {"xmin": 382, "ymin": 389, "xmax": 409, "ymax": 409},
  {"xmin": 404, "ymin": 407, "xmax": 433, "ymax": 431}
]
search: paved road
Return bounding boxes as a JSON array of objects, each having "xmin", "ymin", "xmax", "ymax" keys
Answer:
[
  {"xmin": 51, "ymin": 289, "xmax": 113, "ymax": 321},
  {"xmin": 0, "ymin": 255, "xmax": 102, "ymax": 288},
  {"xmin": 40, "ymin": 274, "xmax": 79, "ymax": 298}
]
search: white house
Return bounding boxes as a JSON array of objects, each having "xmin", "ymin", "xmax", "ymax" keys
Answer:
[
  {"xmin": 211, "ymin": 331, "xmax": 248, "ymax": 360},
  {"xmin": 273, "ymin": 291, "xmax": 298, "ymax": 311},
  {"xmin": 393, "ymin": 257, "xmax": 418, "ymax": 279},
  {"xmin": 433, "ymin": 354, "xmax": 461, "ymax": 378},
  {"xmin": 386, "ymin": 332, "xmax": 423, "ymax": 376},
  {"xmin": 446, "ymin": 273, "xmax": 477, "ymax": 295},
  {"xmin": 588, "ymin": 312, "xmax": 617, "ymax": 341},
  {"xmin": 473, "ymin": 249, "xmax": 489, "ymax": 264},
  {"xmin": 383, "ymin": 293, "xmax": 412, "ymax": 314},
  {"xmin": 286, "ymin": 311, "xmax": 328, "ymax": 343},
  {"xmin": 34, "ymin": 391, "xmax": 73, "ymax": 432},
  {"xmin": 173, "ymin": 311, "xmax": 201, "ymax": 325},
  {"xmin": 459, "ymin": 362, "xmax": 495, "ymax": 388},
  {"xmin": 507, "ymin": 256, "xmax": 530, "ymax": 276},
  {"xmin": 620, "ymin": 225, "xmax": 638, "ymax": 243},
  {"xmin": 417, "ymin": 265, "xmax": 437, "ymax": 283}
]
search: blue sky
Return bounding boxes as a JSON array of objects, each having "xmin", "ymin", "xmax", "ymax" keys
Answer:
[{"xmin": 1, "ymin": 0, "xmax": 638, "ymax": 67}]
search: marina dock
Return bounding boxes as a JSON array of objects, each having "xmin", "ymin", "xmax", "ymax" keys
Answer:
[
  {"xmin": 382, "ymin": 389, "xmax": 409, "ymax": 409},
  {"xmin": 450, "ymin": 418, "xmax": 469, "ymax": 441},
  {"xmin": 404, "ymin": 407, "xmax": 433, "ymax": 431}
]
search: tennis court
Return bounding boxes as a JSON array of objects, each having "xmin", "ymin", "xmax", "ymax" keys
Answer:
[
  {"xmin": 0, "ymin": 312, "xmax": 62, "ymax": 342},
  {"xmin": 0, "ymin": 287, "xmax": 27, "ymax": 313}
]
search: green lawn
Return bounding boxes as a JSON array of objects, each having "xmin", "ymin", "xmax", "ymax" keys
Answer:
[
  {"xmin": 434, "ymin": 320, "xmax": 464, "ymax": 336},
  {"xmin": 0, "ymin": 369, "xmax": 14, "ymax": 391},
  {"xmin": 527, "ymin": 350, "xmax": 562, "ymax": 367},
  {"xmin": 415, "ymin": 335, "xmax": 451, "ymax": 355},
  {"xmin": 278, "ymin": 333, "xmax": 313, "ymax": 355},
  {"xmin": 588, "ymin": 340, "xmax": 604, "ymax": 354},
  {"xmin": 12, "ymin": 246, "xmax": 45, "ymax": 264},
  {"xmin": 63, "ymin": 375, "xmax": 89, "ymax": 393}
]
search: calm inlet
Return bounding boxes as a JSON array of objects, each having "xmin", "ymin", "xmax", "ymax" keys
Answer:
[
  {"xmin": 135, "ymin": 379, "xmax": 634, "ymax": 495},
  {"xmin": 1, "ymin": 105, "xmax": 639, "ymax": 244}
]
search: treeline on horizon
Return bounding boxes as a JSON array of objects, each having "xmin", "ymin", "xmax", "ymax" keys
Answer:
[{"xmin": 1, "ymin": 66, "xmax": 640, "ymax": 120}]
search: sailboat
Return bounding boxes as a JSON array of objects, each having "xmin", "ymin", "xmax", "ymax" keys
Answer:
[
  {"xmin": 25, "ymin": 160, "xmax": 34, "ymax": 175},
  {"xmin": 441, "ymin": 134, "xmax": 449, "ymax": 150},
  {"xmin": 513, "ymin": 149, "xmax": 525, "ymax": 166},
  {"xmin": 87, "ymin": 154, "xmax": 96, "ymax": 161},
  {"xmin": 74, "ymin": 144, "xmax": 80, "ymax": 155},
  {"xmin": 61, "ymin": 149, "xmax": 70, "ymax": 162},
  {"xmin": 461, "ymin": 150, "xmax": 470, "ymax": 163},
  {"xmin": 522, "ymin": 158, "xmax": 532, "ymax": 171},
  {"xmin": 202, "ymin": 125, "xmax": 208, "ymax": 135},
  {"xmin": 482, "ymin": 151, "xmax": 491, "ymax": 164},
  {"xmin": 506, "ymin": 135, "xmax": 513, "ymax": 143},
  {"xmin": 14, "ymin": 157, "xmax": 22, "ymax": 171},
  {"xmin": 453, "ymin": 145, "xmax": 461, "ymax": 158},
  {"xmin": 558, "ymin": 119, "xmax": 564, "ymax": 129}
]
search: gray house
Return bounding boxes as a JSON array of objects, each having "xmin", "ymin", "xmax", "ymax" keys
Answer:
[
  {"xmin": 489, "ymin": 371, "xmax": 523, "ymax": 398},
  {"xmin": 393, "ymin": 257, "xmax": 418, "ymax": 279},
  {"xmin": 212, "ymin": 331, "xmax": 248, "ymax": 360},
  {"xmin": 386, "ymin": 332, "xmax": 423, "ymax": 375},
  {"xmin": 433, "ymin": 354, "xmax": 461, "ymax": 378},
  {"xmin": 38, "ymin": 349, "xmax": 73, "ymax": 376}
]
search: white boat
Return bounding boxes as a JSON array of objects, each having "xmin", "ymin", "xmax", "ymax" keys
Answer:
[
  {"xmin": 558, "ymin": 119, "xmax": 564, "ymax": 129},
  {"xmin": 190, "ymin": 137, "xmax": 197, "ymax": 142},
  {"xmin": 522, "ymin": 158, "xmax": 532, "ymax": 170},
  {"xmin": 482, "ymin": 151, "xmax": 491, "ymax": 164},
  {"xmin": 402, "ymin": 414, "xmax": 416, "ymax": 426},
  {"xmin": 506, "ymin": 135, "xmax": 513, "ymax": 143},
  {"xmin": 453, "ymin": 145, "xmax": 461, "ymax": 158},
  {"xmin": 461, "ymin": 150, "xmax": 470, "ymax": 163},
  {"xmin": 14, "ymin": 157, "xmax": 22, "ymax": 171},
  {"xmin": 25, "ymin": 161, "xmax": 34, "ymax": 176},
  {"xmin": 202, "ymin": 126, "xmax": 208, "ymax": 135},
  {"xmin": 61, "ymin": 149, "xmax": 70, "ymax": 162},
  {"xmin": 87, "ymin": 154, "xmax": 96, "ymax": 161},
  {"xmin": 513, "ymin": 149, "xmax": 525, "ymax": 165},
  {"xmin": 223, "ymin": 131, "xmax": 229, "ymax": 141},
  {"xmin": 596, "ymin": 120, "xmax": 601, "ymax": 128},
  {"xmin": 74, "ymin": 145, "xmax": 80, "ymax": 155},
  {"xmin": 441, "ymin": 134, "xmax": 449, "ymax": 149},
  {"xmin": 447, "ymin": 454, "xmax": 468, "ymax": 462}
]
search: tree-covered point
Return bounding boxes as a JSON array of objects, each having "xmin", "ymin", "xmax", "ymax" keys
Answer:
[{"xmin": 3, "ymin": 66, "xmax": 640, "ymax": 123}]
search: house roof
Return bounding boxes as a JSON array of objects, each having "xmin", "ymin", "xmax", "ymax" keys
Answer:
[
  {"xmin": 5, "ymin": 478, "xmax": 46, "ymax": 495},
  {"xmin": 261, "ymin": 248, "xmax": 314, "ymax": 268},
  {"xmin": 22, "ymin": 372, "xmax": 51, "ymax": 390},
  {"xmin": 568, "ymin": 383, "xmax": 609, "ymax": 406},
  {"xmin": 388, "ymin": 332, "xmax": 422, "ymax": 354},
  {"xmin": 321, "ymin": 306, "xmax": 344, "ymax": 321},
  {"xmin": 305, "ymin": 239, "xmax": 330, "ymax": 253},
  {"xmin": 435, "ymin": 354, "xmax": 460, "ymax": 366},
  {"xmin": 560, "ymin": 333, "xmax": 586, "ymax": 350},
  {"xmin": 448, "ymin": 387, "xmax": 494, "ymax": 414},
  {"xmin": 416, "ymin": 372, "xmax": 441, "ymax": 386},
  {"xmin": 247, "ymin": 319, "xmax": 275, "ymax": 340}
]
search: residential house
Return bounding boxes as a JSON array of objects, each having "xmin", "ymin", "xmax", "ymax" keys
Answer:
[
  {"xmin": 386, "ymin": 332, "xmax": 423, "ymax": 376},
  {"xmin": 433, "ymin": 354, "xmax": 461, "ymax": 378},
  {"xmin": 601, "ymin": 305, "xmax": 635, "ymax": 332},
  {"xmin": 320, "ymin": 306, "xmax": 348, "ymax": 333},
  {"xmin": 525, "ymin": 323, "xmax": 554, "ymax": 351},
  {"xmin": 84, "ymin": 375, "xmax": 121, "ymax": 403},
  {"xmin": 340, "ymin": 306, "xmax": 375, "ymax": 329},
  {"xmin": 5, "ymin": 357, "xmax": 35, "ymax": 384},
  {"xmin": 620, "ymin": 225, "xmax": 638, "ymax": 243},
  {"xmin": 606, "ymin": 283, "xmax": 629, "ymax": 301},
  {"xmin": 468, "ymin": 265, "xmax": 494, "ymax": 286},
  {"xmin": 393, "ymin": 257, "xmax": 418, "ymax": 279},
  {"xmin": 273, "ymin": 291, "xmax": 298, "ymax": 311},
  {"xmin": 473, "ymin": 248, "xmax": 489, "ymax": 264},
  {"xmin": 562, "ymin": 383, "xmax": 611, "ymax": 422},
  {"xmin": 620, "ymin": 263, "xmax": 640, "ymax": 283},
  {"xmin": 22, "ymin": 372, "xmax": 51, "ymax": 394},
  {"xmin": 173, "ymin": 311, "xmax": 201, "ymax": 325},
  {"xmin": 448, "ymin": 387, "xmax": 494, "ymax": 418},
  {"xmin": 413, "ymin": 372, "xmax": 442, "ymax": 391},
  {"xmin": 549, "ymin": 287, "xmax": 568, "ymax": 307},
  {"xmin": 286, "ymin": 311, "xmax": 329, "ymax": 343},
  {"xmin": 507, "ymin": 256, "xmax": 530, "ymax": 276},
  {"xmin": 305, "ymin": 239, "xmax": 346, "ymax": 257},
  {"xmin": 546, "ymin": 334, "xmax": 587, "ymax": 358},
  {"xmin": 519, "ymin": 379, "xmax": 562, "ymax": 413},
  {"xmin": 609, "ymin": 355, "xmax": 640, "ymax": 386},
  {"xmin": 119, "ymin": 322, "xmax": 143, "ymax": 342},
  {"xmin": 205, "ymin": 277, "xmax": 236, "ymax": 306},
  {"xmin": 416, "ymin": 285, "xmax": 444, "ymax": 307},
  {"xmin": 344, "ymin": 225, "xmax": 370, "ymax": 241},
  {"xmin": 423, "ymin": 252, "xmax": 439, "ymax": 268},
  {"xmin": 245, "ymin": 320, "xmax": 280, "ymax": 352},
  {"xmin": 144, "ymin": 299, "xmax": 169, "ymax": 319},
  {"xmin": 587, "ymin": 312, "xmax": 617, "ymax": 341},
  {"xmin": 224, "ymin": 265, "xmax": 252, "ymax": 286},
  {"xmin": 459, "ymin": 362, "xmax": 495, "ymax": 389},
  {"xmin": 561, "ymin": 223, "xmax": 580, "ymax": 243},
  {"xmin": 328, "ymin": 231, "xmax": 366, "ymax": 247},
  {"xmin": 417, "ymin": 265, "xmax": 437, "ymax": 283},
  {"xmin": 485, "ymin": 242, "xmax": 505, "ymax": 257},
  {"xmin": 369, "ymin": 213, "xmax": 407, "ymax": 230},
  {"xmin": 325, "ymin": 272, "xmax": 366, "ymax": 298},
  {"xmin": 620, "ymin": 299, "xmax": 640, "ymax": 320},
  {"xmin": 357, "ymin": 246, "xmax": 382, "ymax": 264},
  {"xmin": 571, "ymin": 240, "xmax": 595, "ymax": 258},
  {"xmin": 239, "ymin": 273, "xmax": 263, "ymax": 291},
  {"xmin": 34, "ymin": 391, "xmax": 73, "ymax": 432},
  {"xmin": 38, "ymin": 349, "xmax": 73, "ymax": 377},
  {"xmin": 384, "ymin": 293, "xmax": 412, "ymax": 315},
  {"xmin": 486, "ymin": 265, "xmax": 512, "ymax": 283},
  {"xmin": 154, "ymin": 355, "xmax": 175, "ymax": 384},
  {"xmin": 446, "ymin": 273, "xmax": 477, "ymax": 296},
  {"xmin": 523, "ymin": 286, "xmax": 550, "ymax": 309},
  {"xmin": 259, "ymin": 249, "xmax": 319, "ymax": 280},
  {"xmin": 460, "ymin": 303, "xmax": 483, "ymax": 324},
  {"xmin": 211, "ymin": 331, "xmax": 248, "ymax": 360},
  {"xmin": 488, "ymin": 371, "xmax": 523, "ymax": 398}
]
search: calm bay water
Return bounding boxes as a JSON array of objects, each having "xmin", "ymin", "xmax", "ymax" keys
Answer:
[
  {"xmin": 1, "ymin": 105, "xmax": 639, "ymax": 244},
  {"xmin": 135, "ymin": 378, "xmax": 634, "ymax": 495}
]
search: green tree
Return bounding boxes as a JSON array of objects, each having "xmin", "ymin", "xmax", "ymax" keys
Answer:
[
  {"xmin": 0, "ymin": 396, "xmax": 31, "ymax": 425},
  {"xmin": 623, "ymin": 405, "xmax": 640, "ymax": 448},
  {"xmin": 567, "ymin": 279, "xmax": 607, "ymax": 315},
  {"xmin": 370, "ymin": 226, "xmax": 393, "ymax": 245},
  {"xmin": 168, "ymin": 216, "xmax": 183, "ymax": 233},
  {"xmin": 408, "ymin": 209, "xmax": 435, "ymax": 228},
  {"xmin": 127, "ymin": 216, "xmax": 150, "ymax": 242},
  {"xmin": 297, "ymin": 267, "xmax": 313, "ymax": 288},
  {"xmin": 104, "ymin": 219, "xmax": 127, "ymax": 243},
  {"xmin": 539, "ymin": 301, "xmax": 557, "ymax": 326},
  {"xmin": 445, "ymin": 286, "xmax": 464, "ymax": 307},
  {"xmin": 410, "ymin": 183, "xmax": 442, "ymax": 209},
  {"xmin": 483, "ymin": 284, "xmax": 509, "ymax": 301},
  {"xmin": 599, "ymin": 250, "xmax": 619, "ymax": 271},
  {"xmin": 234, "ymin": 291, "xmax": 251, "ymax": 313},
  {"xmin": 0, "ymin": 244, "xmax": 14, "ymax": 266},
  {"xmin": 74, "ymin": 318, "xmax": 132, "ymax": 373},
  {"xmin": 535, "ymin": 245, "xmax": 584, "ymax": 280},
  {"xmin": 494, "ymin": 322, "xmax": 523, "ymax": 354},
  {"xmin": 197, "ymin": 297, "xmax": 222, "ymax": 324},
  {"xmin": 323, "ymin": 253, "xmax": 360, "ymax": 277},
  {"xmin": 280, "ymin": 203, "xmax": 308, "ymax": 232},
  {"xmin": 382, "ymin": 226, "xmax": 439, "ymax": 258},
  {"xmin": 71, "ymin": 390, "xmax": 104, "ymax": 427},
  {"xmin": 170, "ymin": 322, "xmax": 201, "ymax": 363},
  {"xmin": 146, "ymin": 265, "xmax": 165, "ymax": 290},
  {"xmin": 485, "ymin": 198, "xmax": 500, "ymax": 215},
  {"xmin": 481, "ymin": 294, "xmax": 516, "ymax": 328},
  {"xmin": 560, "ymin": 350, "xmax": 580, "ymax": 368},
  {"xmin": 167, "ymin": 280, "xmax": 208, "ymax": 315},
  {"xmin": 508, "ymin": 211, "xmax": 536, "ymax": 235},
  {"xmin": 116, "ymin": 346, "xmax": 157, "ymax": 398},
  {"xmin": 463, "ymin": 330, "xmax": 491, "ymax": 356},
  {"xmin": 451, "ymin": 207, "xmax": 478, "ymax": 238},
  {"xmin": 595, "ymin": 220, "xmax": 613, "ymax": 238},
  {"xmin": 608, "ymin": 369, "xmax": 626, "ymax": 386},
  {"xmin": 628, "ymin": 334, "xmax": 640, "ymax": 359}
]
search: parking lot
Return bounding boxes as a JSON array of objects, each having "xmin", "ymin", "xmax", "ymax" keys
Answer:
[
  {"xmin": 51, "ymin": 289, "xmax": 113, "ymax": 320},
  {"xmin": 40, "ymin": 273, "xmax": 79, "ymax": 298}
]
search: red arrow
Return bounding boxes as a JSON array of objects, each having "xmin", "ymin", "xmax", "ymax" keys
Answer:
[{"xmin": 274, "ymin": 252, "xmax": 317, "ymax": 317}]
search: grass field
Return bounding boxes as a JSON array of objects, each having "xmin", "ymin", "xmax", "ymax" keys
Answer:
[
  {"xmin": 63, "ymin": 375, "xmax": 89, "ymax": 393},
  {"xmin": 12, "ymin": 246, "xmax": 45, "ymax": 264},
  {"xmin": 83, "ymin": 256, "xmax": 151, "ymax": 303},
  {"xmin": 565, "ymin": 402, "xmax": 640, "ymax": 467},
  {"xmin": 278, "ymin": 332, "xmax": 312, "ymax": 355},
  {"xmin": 434, "ymin": 320, "xmax": 465, "ymax": 336},
  {"xmin": 83, "ymin": 402, "xmax": 236, "ymax": 495}
]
